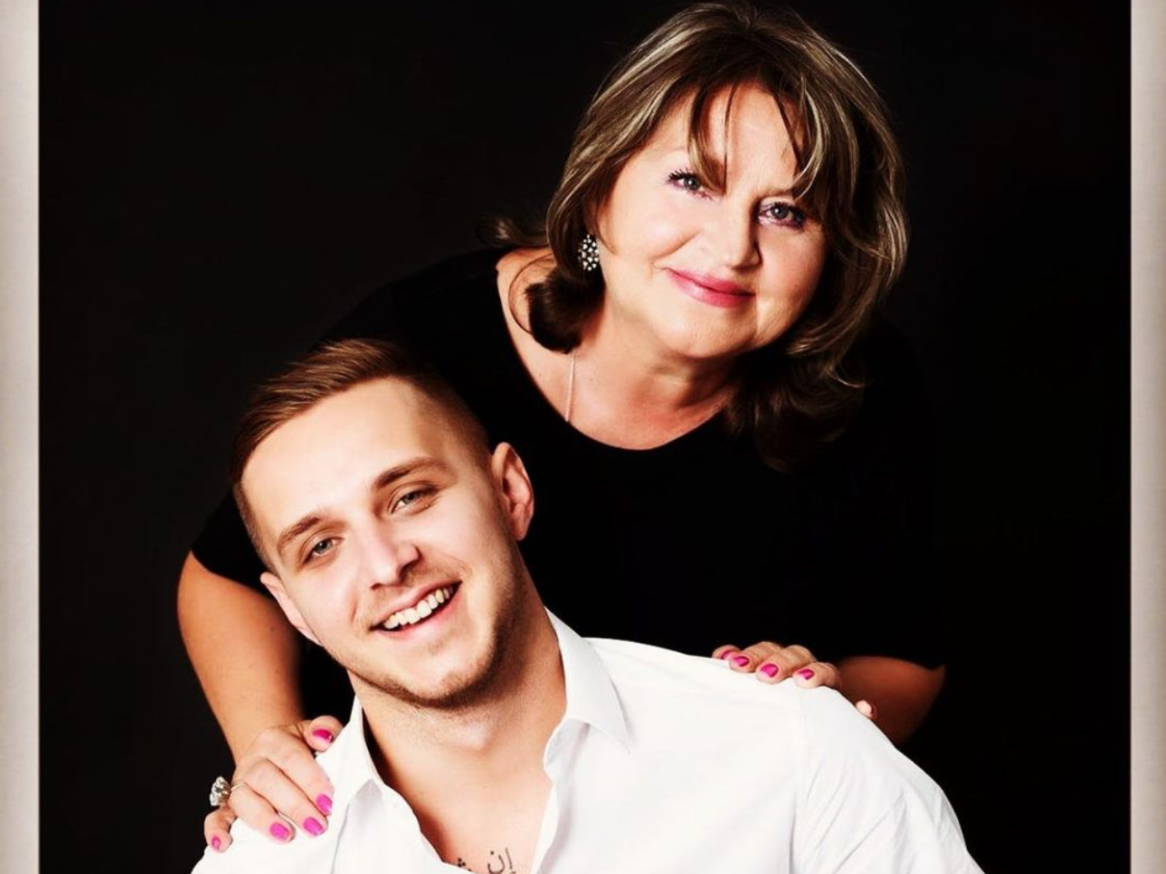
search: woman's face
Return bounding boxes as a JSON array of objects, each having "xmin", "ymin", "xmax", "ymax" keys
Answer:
[{"xmin": 593, "ymin": 82, "xmax": 828, "ymax": 366}]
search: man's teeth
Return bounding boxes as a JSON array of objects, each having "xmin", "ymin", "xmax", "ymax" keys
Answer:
[{"xmin": 383, "ymin": 586, "xmax": 454, "ymax": 630}]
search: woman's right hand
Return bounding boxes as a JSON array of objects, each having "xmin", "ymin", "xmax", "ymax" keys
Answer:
[{"xmin": 204, "ymin": 715, "xmax": 343, "ymax": 852}]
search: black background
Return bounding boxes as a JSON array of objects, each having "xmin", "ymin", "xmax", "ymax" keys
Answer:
[{"xmin": 41, "ymin": 1, "xmax": 1128, "ymax": 871}]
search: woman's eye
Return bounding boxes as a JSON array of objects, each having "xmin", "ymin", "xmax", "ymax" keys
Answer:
[
  {"xmin": 761, "ymin": 201, "xmax": 806, "ymax": 227},
  {"xmin": 668, "ymin": 170, "xmax": 705, "ymax": 194}
]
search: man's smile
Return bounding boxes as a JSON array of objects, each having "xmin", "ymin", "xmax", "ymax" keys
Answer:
[{"xmin": 378, "ymin": 583, "xmax": 459, "ymax": 632}]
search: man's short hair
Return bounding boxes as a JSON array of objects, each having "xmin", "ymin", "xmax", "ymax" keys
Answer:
[{"xmin": 229, "ymin": 337, "xmax": 490, "ymax": 568}]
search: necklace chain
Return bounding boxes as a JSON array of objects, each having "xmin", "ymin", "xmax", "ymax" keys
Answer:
[{"xmin": 564, "ymin": 350, "xmax": 576, "ymax": 423}]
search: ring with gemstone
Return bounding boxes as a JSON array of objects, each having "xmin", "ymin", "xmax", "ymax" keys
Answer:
[{"xmin": 209, "ymin": 775, "xmax": 241, "ymax": 808}]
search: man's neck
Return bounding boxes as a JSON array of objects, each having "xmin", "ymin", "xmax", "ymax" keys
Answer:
[{"xmin": 358, "ymin": 609, "xmax": 564, "ymax": 870}]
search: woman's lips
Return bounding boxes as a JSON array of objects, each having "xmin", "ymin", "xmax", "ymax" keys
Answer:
[{"xmin": 666, "ymin": 268, "xmax": 754, "ymax": 309}]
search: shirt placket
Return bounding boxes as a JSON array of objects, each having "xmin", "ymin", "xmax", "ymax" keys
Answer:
[{"xmin": 527, "ymin": 720, "xmax": 580, "ymax": 874}]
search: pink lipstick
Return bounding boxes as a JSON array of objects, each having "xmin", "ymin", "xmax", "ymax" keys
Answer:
[{"xmin": 666, "ymin": 268, "xmax": 754, "ymax": 309}]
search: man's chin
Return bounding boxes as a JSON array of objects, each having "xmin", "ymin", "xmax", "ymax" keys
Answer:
[{"xmin": 354, "ymin": 656, "xmax": 501, "ymax": 712}]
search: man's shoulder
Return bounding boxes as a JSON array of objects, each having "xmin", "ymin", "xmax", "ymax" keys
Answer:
[
  {"xmin": 584, "ymin": 636, "xmax": 911, "ymax": 764},
  {"xmin": 586, "ymin": 636, "xmax": 824, "ymax": 729}
]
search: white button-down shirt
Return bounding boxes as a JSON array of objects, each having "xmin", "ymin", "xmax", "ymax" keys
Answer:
[{"xmin": 192, "ymin": 615, "xmax": 982, "ymax": 873}]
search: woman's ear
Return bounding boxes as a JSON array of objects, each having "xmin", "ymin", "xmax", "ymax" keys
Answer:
[
  {"xmin": 261, "ymin": 571, "xmax": 320, "ymax": 646},
  {"xmin": 489, "ymin": 442, "xmax": 535, "ymax": 540}
]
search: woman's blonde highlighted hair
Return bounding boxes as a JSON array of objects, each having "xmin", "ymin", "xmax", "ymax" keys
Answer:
[{"xmin": 495, "ymin": 2, "xmax": 908, "ymax": 468}]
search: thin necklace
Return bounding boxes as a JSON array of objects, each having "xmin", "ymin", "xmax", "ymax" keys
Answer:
[{"xmin": 564, "ymin": 350, "xmax": 576, "ymax": 423}]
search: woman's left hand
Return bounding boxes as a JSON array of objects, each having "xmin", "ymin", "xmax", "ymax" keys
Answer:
[{"xmin": 713, "ymin": 641, "xmax": 877, "ymax": 721}]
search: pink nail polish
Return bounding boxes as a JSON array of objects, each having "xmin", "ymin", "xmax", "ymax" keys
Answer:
[
  {"xmin": 720, "ymin": 650, "xmax": 739, "ymax": 660},
  {"xmin": 760, "ymin": 664, "xmax": 779, "ymax": 678},
  {"xmin": 270, "ymin": 822, "xmax": 292, "ymax": 841},
  {"xmin": 312, "ymin": 729, "xmax": 335, "ymax": 743},
  {"xmin": 797, "ymin": 668, "xmax": 814, "ymax": 680},
  {"xmin": 733, "ymin": 655, "xmax": 750, "ymax": 667},
  {"xmin": 304, "ymin": 817, "xmax": 325, "ymax": 836},
  {"xmin": 211, "ymin": 836, "xmax": 222, "ymax": 851},
  {"xmin": 316, "ymin": 794, "xmax": 333, "ymax": 816}
]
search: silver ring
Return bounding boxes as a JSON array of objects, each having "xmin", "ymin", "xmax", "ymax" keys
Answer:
[{"xmin": 209, "ymin": 775, "xmax": 244, "ymax": 808}]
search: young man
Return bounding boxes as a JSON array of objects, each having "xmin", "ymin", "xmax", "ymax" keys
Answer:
[{"xmin": 192, "ymin": 338, "xmax": 980, "ymax": 873}]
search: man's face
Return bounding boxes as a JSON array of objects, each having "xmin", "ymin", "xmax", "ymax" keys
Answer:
[{"xmin": 243, "ymin": 378, "xmax": 536, "ymax": 709}]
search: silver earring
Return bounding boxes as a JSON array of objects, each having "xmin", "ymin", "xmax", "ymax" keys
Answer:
[{"xmin": 578, "ymin": 233, "xmax": 600, "ymax": 272}]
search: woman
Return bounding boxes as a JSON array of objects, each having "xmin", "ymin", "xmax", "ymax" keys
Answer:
[{"xmin": 180, "ymin": 1, "xmax": 946, "ymax": 851}]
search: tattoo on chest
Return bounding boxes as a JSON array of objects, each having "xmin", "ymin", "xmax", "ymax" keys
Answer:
[{"xmin": 455, "ymin": 847, "xmax": 517, "ymax": 873}]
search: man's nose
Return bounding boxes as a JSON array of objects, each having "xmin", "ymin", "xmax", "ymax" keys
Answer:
[{"xmin": 359, "ymin": 525, "xmax": 421, "ymax": 588}]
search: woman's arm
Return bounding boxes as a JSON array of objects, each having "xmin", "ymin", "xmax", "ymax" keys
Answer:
[
  {"xmin": 177, "ymin": 552, "xmax": 305, "ymax": 758},
  {"xmin": 835, "ymin": 655, "xmax": 945, "ymax": 746},
  {"xmin": 178, "ymin": 552, "xmax": 342, "ymax": 849}
]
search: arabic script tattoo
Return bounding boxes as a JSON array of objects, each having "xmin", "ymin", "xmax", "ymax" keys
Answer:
[{"xmin": 454, "ymin": 847, "xmax": 517, "ymax": 873}]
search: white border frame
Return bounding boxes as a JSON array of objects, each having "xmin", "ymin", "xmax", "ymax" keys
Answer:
[
  {"xmin": 0, "ymin": 1, "xmax": 38, "ymax": 873},
  {"xmin": 1131, "ymin": 1, "xmax": 1163, "ymax": 871},
  {"xmin": 0, "ymin": 4, "xmax": 1156, "ymax": 871}
]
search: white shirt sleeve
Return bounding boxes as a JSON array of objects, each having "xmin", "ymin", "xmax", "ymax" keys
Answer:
[{"xmin": 793, "ymin": 689, "xmax": 983, "ymax": 874}]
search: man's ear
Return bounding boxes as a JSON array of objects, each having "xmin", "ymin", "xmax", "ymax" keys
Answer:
[
  {"xmin": 489, "ymin": 442, "xmax": 535, "ymax": 541},
  {"xmin": 260, "ymin": 571, "xmax": 321, "ymax": 646}
]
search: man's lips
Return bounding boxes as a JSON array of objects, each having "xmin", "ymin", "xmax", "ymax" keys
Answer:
[
  {"xmin": 372, "ymin": 582, "xmax": 460, "ymax": 630},
  {"xmin": 666, "ymin": 268, "xmax": 754, "ymax": 308}
]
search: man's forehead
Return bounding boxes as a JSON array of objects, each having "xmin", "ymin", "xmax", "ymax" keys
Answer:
[{"xmin": 243, "ymin": 380, "xmax": 452, "ymax": 519}]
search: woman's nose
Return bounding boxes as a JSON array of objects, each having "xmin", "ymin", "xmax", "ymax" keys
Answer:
[{"xmin": 706, "ymin": 204, "xmax": 760, "ymax": 270}]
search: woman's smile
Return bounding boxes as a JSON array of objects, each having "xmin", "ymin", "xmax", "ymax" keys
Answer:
[{"xmin": 665, "ymin": 267, "xmax": 755, "ymax": 309}]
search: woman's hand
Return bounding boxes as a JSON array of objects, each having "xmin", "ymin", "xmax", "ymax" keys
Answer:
[
  {"xmin": 204, "ymin": 715, "xmax": 344, "ymax": 852},
  {"xmin": 713, "ymin": 641, "xmax": 878, "ymax": 721}
]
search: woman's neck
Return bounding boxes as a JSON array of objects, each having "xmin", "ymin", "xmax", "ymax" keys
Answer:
[{"xmin": 565, "ymin": 310, "xmax": 736, "ymax": 448}]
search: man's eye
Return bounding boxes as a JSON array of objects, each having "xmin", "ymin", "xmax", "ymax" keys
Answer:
[
  {"xmin": 668, "ymin": 170, "xmax": 705, "ymax": 194},
  {"xmin": 306, "ymin": 538, "xmax": 335, "ymax": 562},
  {"xmin": 393, "ymin": 488, "xmax": 434, "ymax": 512}
]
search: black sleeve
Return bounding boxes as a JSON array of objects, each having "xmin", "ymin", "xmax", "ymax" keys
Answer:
[
  {"xmin": 792, "ymin": 324, "xmax": 946, "ymax": 668},
  {"xmin": 189, "ymin": 492, "xmax": 268, "ymax": 588}
]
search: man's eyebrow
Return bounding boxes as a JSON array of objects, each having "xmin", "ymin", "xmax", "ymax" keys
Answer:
[
  {"xmin": 275, "ymin": 513, "xmax": 327, "ymax": 563},
  {"xmin": 369, "ymin": 457, "xmax": 453, "ymax": 493},
  {"xmin": 273, "ymin": 457, "xmax": 454, "ymax": 562}
]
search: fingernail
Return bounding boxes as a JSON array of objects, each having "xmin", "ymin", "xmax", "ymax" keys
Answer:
[
  {"xmin": 304, "ymin": 817, "xmax": 325, "ymax": 836},
  {"xmin": 211, "ymin": 836, "xmax": 222, "ymax": 851},
  {"xmin": 720, "ymin": 650, "xmax": 739, "ymax": 660},
  {"xmin": 312, "ymin": 729, "xmax": 335, "ymax": 743},
  {"xmin": 270, "ymin": 822, "xmax": 292, "ymax": 841},
  {"xmin": 733, "ymin": 656, "xmax": 750, "ymax": 667},
  {"xmin": 316, "ymin": 794, "xmax": 333, "ymax": 816},
  {"xmin": 797, "ymin": 668, "xmax": 814, "ymax": 680},
  {"xmin": 759, "ymin": 663, "xmax": 779, "ymax": 678}
]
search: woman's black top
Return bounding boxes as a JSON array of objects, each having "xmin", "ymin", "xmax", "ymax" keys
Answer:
[{"xmin": 192, "ymin": 249, "xmax": 944, "ymax": 717}]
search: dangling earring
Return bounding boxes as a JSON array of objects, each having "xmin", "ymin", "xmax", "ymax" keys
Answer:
[{"xmin": 578, "ymin": 233, "xmax": 600, "ymax": 273}]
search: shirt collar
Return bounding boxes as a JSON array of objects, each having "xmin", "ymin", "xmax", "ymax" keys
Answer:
[
  {"xmin": 548, "ymin": 611, "xmax": 630, "ymax": 752},
  {"xmin": 324, "ymin": 609, "xmax": 632, "ymax": 817},
  {"xmin": 325, "ymin": 696, "xmax": 385, "ymax": 818}
]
